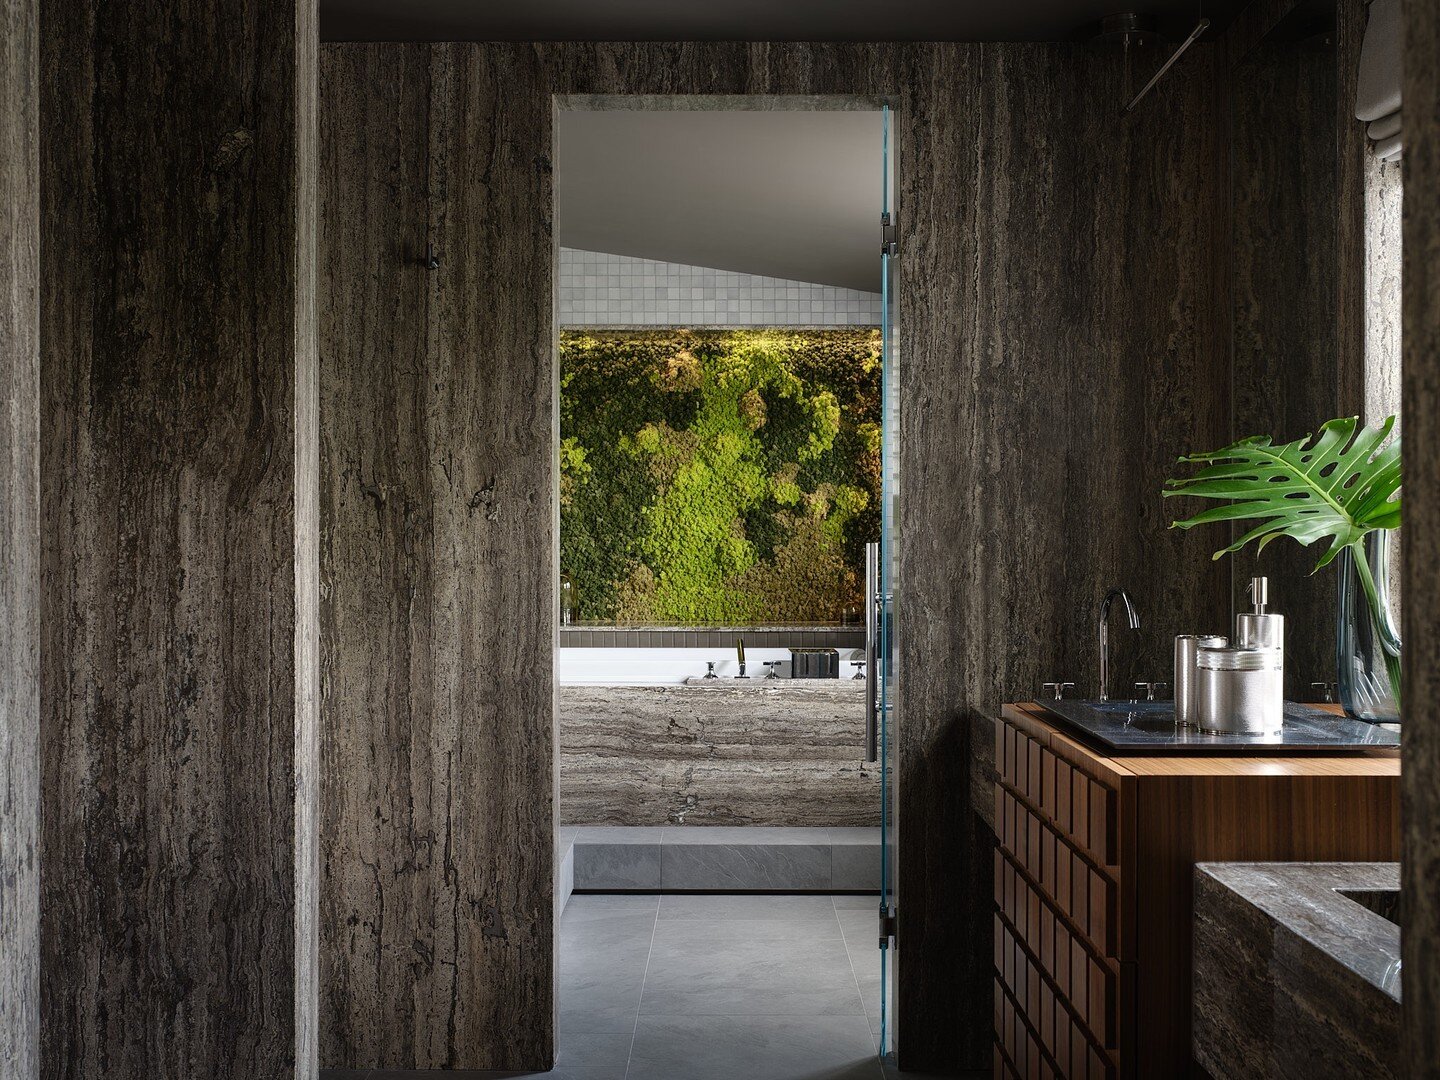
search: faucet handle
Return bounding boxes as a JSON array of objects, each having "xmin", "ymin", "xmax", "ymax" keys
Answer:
[
  {"xmin": 1310, "ymin": 681, "xmax": 1336, "ymax": 704},
  {"xmin": 1133, "ymin": 681, "xmax": 1160, "ymax": 702},
  {"xmin": 1042, "ymin": 682, "xmax": 1076, "ymax": 701}
]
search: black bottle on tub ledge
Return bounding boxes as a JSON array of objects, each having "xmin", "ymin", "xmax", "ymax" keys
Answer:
[{"xmin": 789, "ymin": 647, "xmax": 840, "ymax": 678}]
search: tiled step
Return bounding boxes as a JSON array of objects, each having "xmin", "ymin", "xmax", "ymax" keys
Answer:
[{"xmin": 562, "ymin": 825, "xmax": 886, "ymax": 893}]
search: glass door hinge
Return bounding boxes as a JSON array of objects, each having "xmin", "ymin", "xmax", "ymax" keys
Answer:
[{"xmin": 878, "ymin": 905, "xmax": 896, "ymax": 948}]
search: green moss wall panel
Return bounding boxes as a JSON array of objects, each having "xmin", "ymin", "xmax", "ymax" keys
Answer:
[
  {"xmin": 38, "ymin": 0, "xmax": 318, "ymax": 1075},
  {"xmin": 1, "ymin": 0, "xmax": 38, "ymax": 1075},
  {"xmin": 559, "ymin": 329, "xmax": 881, "ymax": 625}
]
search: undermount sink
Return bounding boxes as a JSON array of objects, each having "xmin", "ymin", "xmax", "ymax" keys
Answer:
[{"xmin": 1339, "ymin": 887, "xmax": 1403, "ymax": 926}]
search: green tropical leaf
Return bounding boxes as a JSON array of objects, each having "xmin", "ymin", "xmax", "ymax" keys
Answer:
[{"xmin": 1164, "ymin": 416, "xmax": 1402, "ymax": 572}]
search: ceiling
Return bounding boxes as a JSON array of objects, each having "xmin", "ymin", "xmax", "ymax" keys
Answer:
[
  {"xmin": 558, "ymin": 110, "xmax": 885, "ymax": 292},
  {"xmin": 320, "ymin": 0, "xmax": 1241, "ymax": 44}
]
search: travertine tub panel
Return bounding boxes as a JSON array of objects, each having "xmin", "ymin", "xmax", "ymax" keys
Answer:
[{"xmin": 560, "ymin": 683, "xmax": 879, "ymax": 827}]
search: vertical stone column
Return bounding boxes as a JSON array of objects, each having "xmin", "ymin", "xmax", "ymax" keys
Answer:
[
  {"xmin": 318, "ymin": 43, "xmax": 556, "ymax": 1070},
  {"xmin": 1, "ymin": 1, "xmax": 38, "ymax": 1077},
  {"xmin": 38, "ymin": 0, "xmax": 318, "ymax": 1076},
  {"xmin": 1402, "ymin": 1, "xmax": 1440, "ymax": 1076}
]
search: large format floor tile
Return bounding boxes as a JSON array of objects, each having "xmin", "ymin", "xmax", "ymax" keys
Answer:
[
  {"xmin": 640, "ymin": 936, "xmax": 864, "ymax": 1016},
  {"xmin": 627, "ymin": 1015, "xmax": 883, "ymax": 1080},
  {"xmin": 421, "ymin": 891, "xmax": 903, "ymax": 1080}
]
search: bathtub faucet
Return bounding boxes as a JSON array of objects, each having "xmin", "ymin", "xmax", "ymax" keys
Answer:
[{"xmin": 735, "ymin": 637, "xmax": 748, "ymax": 679}]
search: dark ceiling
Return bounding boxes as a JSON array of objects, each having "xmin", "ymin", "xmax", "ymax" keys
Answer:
[{"xmin": 320, "ymin": 0, "xmax": 1245, "ymax": 44}]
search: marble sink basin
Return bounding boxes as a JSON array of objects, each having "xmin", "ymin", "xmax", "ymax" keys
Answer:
[{"xmin": 1338, "ymin": 887, "xmax": 1402, "ymax": 925}]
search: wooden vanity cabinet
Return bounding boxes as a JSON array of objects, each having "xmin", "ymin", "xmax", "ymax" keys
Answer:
[{"xmin": 991, "ymin": 702, "xmax": 1400, "ymax": 1080}]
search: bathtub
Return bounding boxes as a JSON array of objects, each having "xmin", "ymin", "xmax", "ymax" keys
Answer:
[{"xmin": 559, "ymin": 646, "xmax": 867, "ymax": 685}]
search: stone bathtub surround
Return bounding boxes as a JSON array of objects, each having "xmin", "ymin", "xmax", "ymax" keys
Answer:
[
  {"xmin": 559, "ymin": 682, "xmax": 878, "ymax": 827},
  {"xmin": 1193, "ymin": 862, "xmax": 1400, "ymax": 1079}
]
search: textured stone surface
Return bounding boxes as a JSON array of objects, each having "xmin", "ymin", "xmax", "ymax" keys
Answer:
[
  {"xmin": 1402, "ymin": 1, "xmax": 1440, "ymax": 1076},
  {"xmin": 1228, "ymin": 23, "xmax": 1341, "ymax": 695},
  {"xmin": 38, "ymin": 0, "xmax": 318, "ymax": 1077},
  {"xmin": 319, "ymin": 43, "xmax": 557, "ymax": 1071},
  {"xmin": 321, "ymin": 39, "xmax": 1230, "ymax": 1073},
  {"xmin": 1193, "ymin": 863, "xmax": 1400, "ymax": 1079},
  {"xmin": 567, "ymin": 827, "xmax": 883, "ymax": 892},
  {"xmin": 560, "ymin": 684, "xmax": 877, "ymax": 827},
  {"xmin": 894, "ymin": 40, "xmax": 1229, "ymax": 1071},
  {"xmin": 0, "ymin": 0, "xmax": 38, "ymax": 1076},
  {"xmin": 575, "ymin": 842, "xmax": 664, "ymax": 891}
]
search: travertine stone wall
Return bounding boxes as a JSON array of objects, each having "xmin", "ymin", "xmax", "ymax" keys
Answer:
[
  {"xmin": 1402, "ymin": 0, "xmax": 1440, "ymax": 1075},
  {"xmin": 559, "ymin": 684, "xmax": 877, "ymax": 826},
  {"xmin": 38, "ymin": 0, "xmax": 318, "ymax": 1075},
  {"xmin": 318, "ymin": 44, "xmax": 557, "ymax": 1071},
  {"xmin": 320, "ymin": 40, "xmax": 1230, "ymax": 1073},
  {"xmin": 1, "ymin": 0, "xmax": 38, "ymax": 1075}
]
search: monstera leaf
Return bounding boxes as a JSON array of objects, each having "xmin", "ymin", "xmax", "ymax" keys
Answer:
[{"xmin": 1164, "ymin": 416, "xmax": 1402, "ymax": 571}]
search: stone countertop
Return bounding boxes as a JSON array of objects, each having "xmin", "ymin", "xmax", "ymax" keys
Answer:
[
  {"xmin": 1196, "ymin": 861, "xmax": 1401, "ymax": 1001},
  {"xmin": 1035, "ymin": 699, "xmax": 1400, "ymax": 753}
]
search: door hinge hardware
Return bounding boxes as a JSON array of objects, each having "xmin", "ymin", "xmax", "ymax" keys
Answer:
[
  {"xmin": 878, "ymin": 905, "xmax": 896, "ymax": 948},
  {"xmin": 881, "ymin": 212, "xmax": 897, "ymax": 257}
]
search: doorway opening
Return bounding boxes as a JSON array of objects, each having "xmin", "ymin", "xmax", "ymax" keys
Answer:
[{"xmin": 552, "ymin": 96, "xmax": 900, "ymax": 1077}]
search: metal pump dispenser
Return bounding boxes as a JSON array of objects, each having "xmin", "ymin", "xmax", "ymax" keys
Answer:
[{"xmin": 1236, "ymin": 576, "xmax": 1285, "ymax": 654}]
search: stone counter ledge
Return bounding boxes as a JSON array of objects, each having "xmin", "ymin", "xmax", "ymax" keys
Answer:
[{"xmin": 1193, "ymin": 861, "xmax": 1400, "ymax": 1080}]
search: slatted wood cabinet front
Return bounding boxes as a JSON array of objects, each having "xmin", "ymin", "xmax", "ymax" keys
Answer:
[
  {"xmin": 993, "ymin": 706, "xmax": 1134, "ymax": 1079},
  {"xmin": 990, "ymin": 702, "xmax": 1400, "ymax": 1080}
]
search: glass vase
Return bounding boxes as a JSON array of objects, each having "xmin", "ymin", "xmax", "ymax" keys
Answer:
[{"xmin": 1336, "ymin": 530, "xmax": 1402, "ymax": 723}]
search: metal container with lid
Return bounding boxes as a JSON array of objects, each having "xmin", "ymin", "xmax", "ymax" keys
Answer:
[
  {"xmin": 1196, "ymin": 644, "xmax": 1283, "ymax": 734},
  {"xmin": 1174, "ymin": 634, "xmax": 1228, "ymax": 727}
]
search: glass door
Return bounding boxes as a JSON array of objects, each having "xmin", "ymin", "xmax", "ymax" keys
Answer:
[{"xmin": 877, "ymin": 101, "xmax": 899, "ymax": 1057}]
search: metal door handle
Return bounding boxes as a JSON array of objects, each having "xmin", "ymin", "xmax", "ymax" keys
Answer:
[{"xmin": 864, "ymin": 542, "xmax": 879, "ymax": 764}]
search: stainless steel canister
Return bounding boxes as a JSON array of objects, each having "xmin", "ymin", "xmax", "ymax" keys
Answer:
[
  {"xmin": 1175, "ymin": 634, "xmax": 1228, "ymax": 727},
  {"xmin": 1236, "ymin": 610, "xmax": 1285, "ymax": 651},
  {"xmin": 1196, "ymin": 645, "xmax": 1284, "ymax": 734}
]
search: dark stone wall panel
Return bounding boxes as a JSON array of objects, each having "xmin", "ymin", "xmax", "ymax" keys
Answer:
[
  {"xmin": 320, "ymin": 40, "xmax": 1229, "ymax": 1074},
  {"xmin": 318, "ymin": 42, "xmax": 557, "ymax": 1070},
  {"xmin": 1, "ymin": 0, "xmax": 39, "ymax": 1075},
  {"xmin": 38, "ymin": 0, "xmax": 318, "ymax": 1076},
  {"xmin": 1402, "ymin": 0, "xmax": 1440, "ymax": 1075},
  {"xmin": 1228, "ymin": 23, "xmax": 1340, "ymax": 695},
  {"xmin": 894, "ymin": 40, "xmax": 1229, "ymax": 1069}
]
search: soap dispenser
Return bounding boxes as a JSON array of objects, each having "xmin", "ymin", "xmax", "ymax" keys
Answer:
[{"xmin": 1236, "ymin": 576, "xmax": 1284, "ymax": 654}]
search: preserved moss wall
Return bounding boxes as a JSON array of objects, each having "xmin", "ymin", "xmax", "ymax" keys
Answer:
[{"xmin": 560, "ymin": 328, "xmax": 880, "ymax": 625}]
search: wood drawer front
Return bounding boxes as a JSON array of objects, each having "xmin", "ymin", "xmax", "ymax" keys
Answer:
[
  {"xmin": 996, "ymin": 787, "xmax": 1120, "ymax": 960},
  {"xmin": 995, "ymin": 848, "xmax": 1119, "ymax": 1053},
  {"xmin": 995, "ymin": 912, "xmax": 1117, "ymax": 1080},
  {"xmin": 999, "ymin": 719, "xmax": 1117, "ymax": 868}
]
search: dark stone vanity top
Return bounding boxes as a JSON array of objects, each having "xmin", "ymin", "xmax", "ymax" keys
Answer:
[
  {"xmin": 1193, "ymin": 862, "xmax": 1401, "ymax": 1079},
  {"xmin": 1037, "ymin": 698, "xmax": 1399, "ymax": 754}
]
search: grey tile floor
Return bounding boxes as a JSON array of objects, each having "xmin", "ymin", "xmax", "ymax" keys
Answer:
[
  {"xmin": 321, "ymin": 893, "xmax": 984, "ymax": 1080},
  {"xmin": 558, "ymin": 892, "xmax": 887, "ymax": 1080}
]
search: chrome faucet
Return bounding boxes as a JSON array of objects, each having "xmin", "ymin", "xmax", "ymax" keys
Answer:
[{"xmin": 1098, "ymin": 587, "xmax": 1140, "ymax": 701}]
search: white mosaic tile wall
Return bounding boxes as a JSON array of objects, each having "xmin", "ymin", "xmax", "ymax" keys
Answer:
[{"xmin": 558, "ymin": 248, "xmax": 883, "ymax": 327}]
